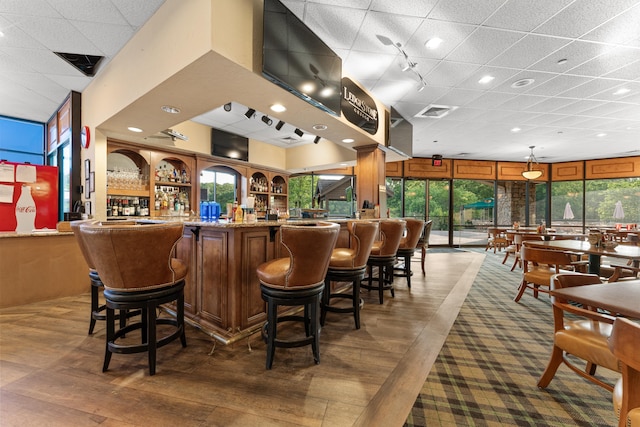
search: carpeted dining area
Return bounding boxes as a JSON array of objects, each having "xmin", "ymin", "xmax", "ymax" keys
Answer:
[{"xmin": 406, "ymin": 248, "xmax": 618, "ymax": 427}]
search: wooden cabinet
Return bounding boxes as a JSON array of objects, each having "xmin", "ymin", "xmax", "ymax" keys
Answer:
[
  {"xmin": 151, "ymin": 152, "xmax": 194, "ymax": 217},
  {"xmin": 248, "ymin": 170, "xmax": 288, "ymax": 218},
  {"xmin": 106, "ymin": 146, "xmax": 151, "ymax": 218}
]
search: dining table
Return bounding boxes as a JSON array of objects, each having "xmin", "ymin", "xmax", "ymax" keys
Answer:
[
  {"xmin": 506, "ymin": 230, "xmax": 586, "ymax": 242},
  {"xmin": 550, "ymin": 280, "xmax": 640, "ymax": 319},
  {"xmin": 524, "ymin": 239, "xmax": 640, "ymax": 275}
]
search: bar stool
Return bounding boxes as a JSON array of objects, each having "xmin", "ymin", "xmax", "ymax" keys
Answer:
[
  {"xmin": 71, "ymin": 220, "xmax": 138, "ymax": 335},
  {"xmin": 256, "ymin": 222, "xmax": 339, "ymax": 369},
  {"xmin": 79, "ymin": 222, "xmax": 188, "ymax": 376},
  {"xmin": 362, "ymin": 219, "xmax": 406, "ymax": 304},
  {"xmin": 321, "ymin": 221, "xmax": 379, "ymax": 329},
  {"xmin": 393, "ymin": 218, "xmax": 425, "ymax": 288}
]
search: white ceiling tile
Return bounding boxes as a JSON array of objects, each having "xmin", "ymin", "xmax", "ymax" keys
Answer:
[
  {"xmin": 489, "ymin": 34, "xmax": 570, "ymax": 69},
  {"xmin": 533, "ymin": 0, "xmax": 639, "ymax": 38},
  {"xmin": 304, "ymin": 0, "xmax": 371, "ymax": 8},
  {"xmin": 432, "ymin": 88, "xmax": 484, "ymax": 107},
  {"xmin": 72, "ymin": 21, "xmax": 134, "ymax": 56},
  {"xmin": 491, "ymin": 70, "xmax": 557, "ymax": 94},
  {"xmin": 351, "ymin": 11, "xmax": 423, "ymax": 53},
  {"xmin": 580, "ymin": 3, "xmax": 640, "ymax": 45},
  {"xmin": 304, "ymin": 3, "xmax": 367, "ymax": 50},
  {"xmin": 14, "ymin": 16, "xmax": 100, "ymax": 53},
  {"xmin": 495, "ymin": 94, "xmax": 548, "ymax": 111},
  {"xmin": 446, "ymin": 27, "xmax": 524, "ymax": 65},
  {"xmin": 406, "ymin": 19, "xmax": 476, "ymax": 61},
  {"xmin": 566, "ymin": 46, "xmax": 640, "ymax": 78},
  {"xmin": 464, "ymin": 92, "xmax": 518, "ymax": 109},
  {"xmin": 0, "ymin": 0, "xmax": 61, "ymax": 17},
  {"xmin": 561, "ymin": 78, "xmax": 624, "ymax": 99},
  {"xmin": 524, "ymin": 97, "xmax": 578, "ymax": 113},
  {"xmin": 603, "ymin": 59, "xmax": 640, "ymax": 80},
  {"xmin": 528, "ymin": 40, "xmax": 615, "ymax": 73},
  {"xmin": 428, "ymin": 0, "xmax": 506, "ymax": 25},
  {"xmin": 0, "ymin": 16, "xmax": 47, "ymax": 49},
  {"xmin": 526, "ymin": 75, "xmax": 592, "ymax": 96},
  {"xmin": 551, "ymin": 99, "xmax": 608, "ymax": 115},
  {"xmin": 484, "ymin": 0, "xmax": 574, "ymax": 32},
  {"xmin": 110, "ymin": 0, "xmax": 165, "ymax": 27},
  {"xmin": 457, "ymin": 66, "xmax": 521, "ymax": 91},
  {"xmin": 424, "ymin": 61, "xmax": 480, "ymax": 87},
  {"xmin": 47, "ymin": 0, "xmax": 128, "ymax": 25},
  {"xmin": 370, "ymin": 0, "xmax": 437, "ymax": 18}
]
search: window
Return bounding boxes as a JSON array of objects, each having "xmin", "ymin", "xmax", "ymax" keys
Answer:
[
  {"xmin": 585, "ymin": 178, "xmax": 639, "ymax": 228},
  {"xmin": 0, "ymin": 116, "xmax": 45, "ymax": 164},
  {"xmin": 200, "ymin": 167, "xmax": 237, "ymax": 214}
]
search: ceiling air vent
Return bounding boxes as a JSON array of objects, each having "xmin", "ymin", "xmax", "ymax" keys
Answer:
[
  {"xmin": 415, "ymin": 104, "xmax": 458, "ymax": 119},
  {"xmin": 54, "ymin": 52, "xmax": 104, "ymax": 77}
]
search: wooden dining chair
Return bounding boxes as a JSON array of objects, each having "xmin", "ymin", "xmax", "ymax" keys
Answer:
[
  {"xmin": 609, "ymin": 317, "xmax": 640, "ymax": 427},
  {"xmin": 485, "ymin": 228, "xmax": 508, "ymax": 253},
  {"xmin": 514, "ymin": 244, "xmax": 578, "ymax": 302},
  {"xmin": 537, "ymin": 273, "xmax": 619, "ymax": 392},
  {"xmin": 501, "ymin": 232, "xmax": 517, "ymax": 265}
]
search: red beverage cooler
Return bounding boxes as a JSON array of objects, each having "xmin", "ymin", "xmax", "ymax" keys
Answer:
[{"xmin": 0, "ymin": 161, "xmax": 59, "ymax": 233}]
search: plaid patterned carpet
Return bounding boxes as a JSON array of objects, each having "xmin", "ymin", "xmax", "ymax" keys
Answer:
[{"xmin": 405, "ymin": 249, "xmax": 618, "ymax": 427}]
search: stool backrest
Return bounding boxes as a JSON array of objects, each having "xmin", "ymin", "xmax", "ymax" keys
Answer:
[
  {"xmin": 280, "ymin": 221, "xmax": 339, "ymax": 288},
  {"xmin": 71, "ymin": 219, "xmax": 99, "ymax": 269},
  {"xmin": 376, "ymin": 220, "xmax": 406, "ymax": 256},
  {"xmin": 79, "ymin": 222, "xmax": 186, "ymax": 291},
  {"xmin": 348, "ymin": 221, "xmax": 379, "ymax": 268},
  {"xmin": 400, "ymin": 218, "xmax": 425, "ymax": 249}
]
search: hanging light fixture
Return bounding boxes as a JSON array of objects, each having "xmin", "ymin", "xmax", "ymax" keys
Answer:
[{"xmin": 522, "ymin": 146, "xmax": 543, "ymax": 180}]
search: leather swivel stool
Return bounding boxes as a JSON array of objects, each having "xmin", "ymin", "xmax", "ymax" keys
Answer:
[
  {"xmin": 79, "ymin": 222, "xmax": 188, "ymax": 376},
  {"xmin": 321, "ymin": 221, "xmax": 379, "ymax": 329},
  {"xmin": 393, "ymin": 218, "xmax": 425, "ymax": 288},
  {"xmin": 362, "ymin": 219, "xmax": 406, "ymax": 304},
  {"xmin": 256, "ymin": 222, "xmax": 339, "ymax": 370},
  {"xmin": 71, "ymin": 220, "xmax": 139, "ymax": 335}
]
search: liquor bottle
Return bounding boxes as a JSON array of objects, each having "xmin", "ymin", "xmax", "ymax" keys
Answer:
[{"xmin": 15, "ymin": 184, "xmax": 36, "ymax": 233}]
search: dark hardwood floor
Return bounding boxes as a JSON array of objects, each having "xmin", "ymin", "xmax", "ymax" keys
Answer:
[{"xmin": 0, "ymin": 250, "xmax": 483, "ymax": 427}]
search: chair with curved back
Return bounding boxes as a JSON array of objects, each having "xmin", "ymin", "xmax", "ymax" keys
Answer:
[
  {"xmin": 609, "ymin": 317, "xmax": 640, "ymax": 427},
  {"xmin": 256, "ymin": 222, "xmax": 339, "ymax": 369},
  {"xmin": 79, "ymin": 222, "xmax": 188, "ymax": 376},
  {"xmin": 514, "ymin": 244, "xmax": 578, "ymax": 302},
  {"xmin": 417, "ymin": 220, "xmax": 433, "ymax": 275},
  {"xmin": 393, "ymin": 218, "xmax": 425, "ymax": 288},
  {"xmin": 537, "ymin": 273, "xmax": 619, "ymax": 392},
  {"xmin": 362, "ymin": 219, "xmax": 406, "ymax": 304},
  {"xmin": 485, "ymin": 227, "xmax": 508, "ymax": 253},
  {"xmin": 321, "ymin": 220, "xmax": 379, "ymax": 329}
]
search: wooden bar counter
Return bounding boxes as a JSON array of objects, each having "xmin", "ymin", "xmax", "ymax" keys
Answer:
[{"xmin": 145, "ymin": 218, "xmax": 351, "ymax": 345}]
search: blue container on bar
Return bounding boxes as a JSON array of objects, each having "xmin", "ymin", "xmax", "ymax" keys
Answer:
[
  {"xmin": 200, "ymin": 201, "xmax": 210, "ymax": 220},
  {"xmin": 210, "ymin": 201, "xmax": 221, "ymax": 220}
]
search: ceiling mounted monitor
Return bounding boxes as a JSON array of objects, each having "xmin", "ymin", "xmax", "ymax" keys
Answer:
[{"xmin": 263, "ymin": 0, "xmax": 342, "ymax": 116}]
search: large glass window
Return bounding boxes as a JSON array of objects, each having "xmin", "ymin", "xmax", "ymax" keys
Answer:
[
  {"xmin": 0, "ymin": 116, "xmax": 45, "ymax": 164},
  {"xmin": 404, "ymin": 179, "xmax": 426, "ymax": 219},
  {"xmin": 453, "ymin": 179, "xmax": 493, "ymax": 246},
  {"xmin": 551, "ymin": 181, "xmax": 584, "ymax": 232},
  {"xmin": 386, "ymin": 177, "xmax": 402, "ymax": 218},
  {"xmin": 430, "ymin": 180, "xmax": 451, "ymax": 245},
  {"xmin": 200, "ymin": 167, "xmax": 237, "ymax": 214},
  {"xmin": 585, "ymin": 178, "xmax": 639, "ymax": 228}
]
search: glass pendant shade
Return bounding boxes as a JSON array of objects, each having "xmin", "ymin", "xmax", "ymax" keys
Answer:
[{"xmin": 522, "ymin": 146, "xmax": 542, "ymax": 180}]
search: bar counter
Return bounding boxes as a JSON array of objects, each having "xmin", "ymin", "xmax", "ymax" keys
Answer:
[{"xmin": 140, "ymin": 217, "xmax": 353, "ymax": 344}]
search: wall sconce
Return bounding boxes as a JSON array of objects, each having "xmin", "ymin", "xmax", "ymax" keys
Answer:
[
  {"xmin": 261, "ymin": 115, "xmax": 273, "ymax": 126},
  {"xmin": 275, "ymin": 120, "xmax": 285, "ymax": 130},
  {"xmin": 313, "ymin": 136, "xmax": 321, "ymax": 144},
  {"xmin": 223, "ymin": 102, "xmax": 232, "ymax": 112},
  {"xmin": 522, "ymin": 146, "xmax": 543, "ymax": 180},
  {"xmin": 294, "ymin": 128, "xmax": 304, "ymax": 137},
  {"xmin": 244, "ymin": 108, "xmax": 255, "ymax": 119}
]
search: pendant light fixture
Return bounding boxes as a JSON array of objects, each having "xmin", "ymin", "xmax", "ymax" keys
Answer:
[{"xmin": 522, "ymin": 146, "xmax": 543, "ymax": 180}]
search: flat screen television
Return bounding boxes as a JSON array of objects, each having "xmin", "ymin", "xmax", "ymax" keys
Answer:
[
  {"xmin": 211, "ymin": 128, "xmax": 249, "ymax": 162},
  {"xmin": 263, "ymin": 0, "xmax": 342, "ymax": 116}
]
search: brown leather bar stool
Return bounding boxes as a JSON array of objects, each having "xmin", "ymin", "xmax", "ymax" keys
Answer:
[
  {"xmin": 256, "ymin": 222, "xmax": 339, "ymax": 370},
  {"xmin": 79, "ymin": 222, "xmax": 188, "ymax": 376},
  {"xmin": 321, "ymin": 220, "xmax": 379, "ymax": 329},
  {"xmin": 362, "ymin": 219, "xmax": 406, "ymax": 304},
  {"xmin": 393, "ymin": 218, "xmax": 425, "ymax": 288},
  {"xmin": 71, "ymin": 220, "xmax": 138, "ymax": 335}
]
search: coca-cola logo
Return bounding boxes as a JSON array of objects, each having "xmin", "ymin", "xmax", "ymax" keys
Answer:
[{"xmin": 16, "ymin": 206, "xmax": 36, "ymax": 213}]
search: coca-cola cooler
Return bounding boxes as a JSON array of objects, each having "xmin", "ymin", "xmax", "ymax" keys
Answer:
[{"xmin": 0, "ymin": 161, "xmax": 59, "ymax": 233}]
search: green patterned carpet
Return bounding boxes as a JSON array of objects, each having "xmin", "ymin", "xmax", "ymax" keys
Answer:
[{"xmin": 406, "ymin": 249, "xmax": 618, "ymax": 427}]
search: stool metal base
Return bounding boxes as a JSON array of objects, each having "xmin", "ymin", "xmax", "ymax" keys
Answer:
[
  {"xmin": 393, "ymin": 248, "xmax": 416, "ymax": 288},
  {"xmin": 362, "ymin": 255, "xmax": 396, "ymax": 304},
  {"xmin": 321, "ymin": 267, "xmax": 366, "ymax": 329}
]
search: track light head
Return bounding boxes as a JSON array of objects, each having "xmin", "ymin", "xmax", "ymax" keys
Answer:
[
  {"xmin": 244, "ymin": 108, "xmax": 255, "ymax": 119},
  {"xmin": 313, "ymin": 136, "xmax": 320, "ymax": 144},
  {"xmin": 261, "ymin": 115, "xmax": 273, "ymax": 126},
  {"xmin": 275, "ymin": 120, "xmax": 285, "ymax": 130},
  {"xmin": 294, "ymin": 128, "xmax": 304, "ymax": 137},
  {"xmin": 223, "ymin": 102, "xmax": 232, "ymax": 112}
]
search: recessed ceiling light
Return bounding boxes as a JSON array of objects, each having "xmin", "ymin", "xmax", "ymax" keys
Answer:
[
  {"xmin": 511, "ymin": 127, "xmax": 521, "ymax": 133},
  {"xmin": 425, "ymin": 37, "xmax": 443, "ymax": 50},
  {"xmin": 557, "ymin": 58, "xmax": 568, "ymax": 65},
  {"xmin": 342, "ymin": 138, "xmax": 354, "ymax": 143},
  {"xmin": 127, "ymin": 127, "xmax": 143, "ymax": 133},
  {"xmin": 478, "ymin": 75, "xmax": 494, "ymax": 84},
  {"xmin": 312, "ymin": 124, "xmax": 328, "ymax": 131},
  {"xmin": 597, "ymin": 133, "xmax": 607, "ymax": 137},
  {"xmin": 161, "ymin": 105, "xmax": 180, "ymax": 114},
  {"xmin": 0, "ymin": 31, "xmax": 4, "ymax": 37},
  {"xmin": 340, "ymin": 163, "xmax": 348, "ymax": 166},
  {"xmin": 511, "ymin": 78, "xmax": 535, "ymax": 88},
  {"xmin": 613, "ymin": 88, "xmax": 630, "ymax": 95},
  {"xmin": 270, "ymin": 104, "xmax": 286, "ymax": 113}
]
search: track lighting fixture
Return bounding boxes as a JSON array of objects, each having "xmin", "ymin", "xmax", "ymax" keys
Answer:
[
  {"xmin": 275, "ymin": 120, "xmax": 285, "ymax": 130},
  {"xmin": 294, "ymin": 128, "xmax": 304, "ymax": 137},
  {"xmin": 223, "ymin": 102, "xmax": 232, "ymax": 112},
  {"xmin": 377, "ymin": 34, "xmax": 427, "ymax": 93},
  {"xmin": 261, "ymin": 115, "xmax": 273, "ymax": 126},
  {"xmin": 244, "ymin": 108, "xmax": 255, "ymax": 119},
  {"xmin": 314, "ymin": 136, "xmax": 320, "ymax": 144}
]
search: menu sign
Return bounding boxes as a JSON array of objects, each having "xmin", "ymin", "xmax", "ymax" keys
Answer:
[{"xmin": 341, "ymin": 77, "xmax": 378, "ymax": 135}]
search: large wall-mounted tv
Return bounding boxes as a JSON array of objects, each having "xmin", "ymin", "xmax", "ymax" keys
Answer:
[
  {"xmin": 263, "ymin": 0, "xmax": 342, "ymax": 116},
  {"xmin": 211, "ymin": 128, "xmax": 249, "ymax": 162}
]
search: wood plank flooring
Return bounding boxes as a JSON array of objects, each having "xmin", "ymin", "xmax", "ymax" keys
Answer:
[{"xmin": 0, "ymin": 251, "xmax": 484, "ymax": 427}]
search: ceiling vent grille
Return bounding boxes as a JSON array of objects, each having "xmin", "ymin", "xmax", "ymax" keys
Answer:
[
  {"xmin": 415, "ymin": 104, "xmax": 458, "ymax": 119},
  {"xmin": 54, "ymin": 52, "xmax": 103, "ymax": 77}
]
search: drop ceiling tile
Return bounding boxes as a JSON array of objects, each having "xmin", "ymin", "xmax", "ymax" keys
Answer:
[
  {"xmin": 580, "ymin": 3, "xmax": 640, "ymax": 45},
  {"xmin": 528, "ymin": 40, "xmax": 615, "ymax": 73},
  {"xmin": 399, "ymin": 85, "xmax": 449, "ymax": 105},
  {"xmin": 561, "ymin": 78, "xmax": 624, "ymax": 99},
  {"xmin": 351, "ymin": 11, "xmax": 423, "ymax": 53},
  {"xmin": 13, "ymin": 16, "xmax": 100, "ymax": 53},
  {"xmin": 576, "ymin": 102, "xmax": 632, "ymax": 118},
  {"xmin": 47, "ymin": 0, "xmax": 129, "ymax": 25},
  {"xmin": 424, "ymin": 61, "xmax": 481, "ymax": 87},
  {"xmin": 484, "ymin": 0, "xmax": 574, "ymax": 32},
  {"xmin": 370, "ymin": 0, "xmax": 437, "ymax": 18},
  {"xmin": 0, "ymin": 16, "xmax": 47, "ymax": 49},
  {"xmin": 0, "ymin": 0, "xmax": 61, "ymax": 17},
  {"xmin": 302, "ymin": 0, "xmax": 371, "ymax": 8},
  {"xmin": 464, "ymin": 91, "xmax": 518, "ymax": 109},
  {"xmin": 110, "ymin": 0, "xmax": 165, "ymax": 27},
  {"xmin": 604, "ymin": 59, "xmax": 640, "ymax": 80},
  {"xmin": 526, "ymin": 74, "xmax": 592, "ymax": 96},
  {"xmin": 457, "ymin": 66, "xmax": 521, "ymax": 90},
  {"xmin": 489, "ymin": 34, "xmax": 570, "ymax": 69},
  {"xmin": 304, "ymin": 3, "xmax": 367, "ymax": 50},
  {"xmin": 432, "ymin": 88, "xmax": 484, "ymax": 107},
  {"xmin": 371, "ymin": 79, "xmax": 419, "ymax": 105},
  {"xmin": 496, "ymin": 94, "xmax": 548, "ymax": 111},
  {"xmin": 551, "ymin": 99, "xmax": 608, "ymax": 115},
  {"xmin": 428, "ymin": 0, "xmax": 506, "ymax": 25},
  {"xmin": 524, "ymin": 97, "xmax": 578, "ymax": 113},
  {"xmin": 566, "ymin": 46, "xmax": 640, "ymax": 78},
  {"xmin": 342, "ymin": 51, "xmax": 397, "ymax": 81},
  {"xmin": 72, "ymin": 21, "xmax": 134, "ymax": 56},
  {"xmin": 533, "ymin": 0, "xmax": 639, "ymax": 38},
  {"xmin": 406, "ymin": 19, "xmax": 476, "ymax": 60},
  {"xmin": 446, "ymin": 27, "xmax": 524, "ymax": 65},
  {"xmin": 2, "ymin": 46, "xmax": 80, "ymax": 75},
  {"xmin": 491, "ymin": 70, "xmax": 557, "ymax": 94}
]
